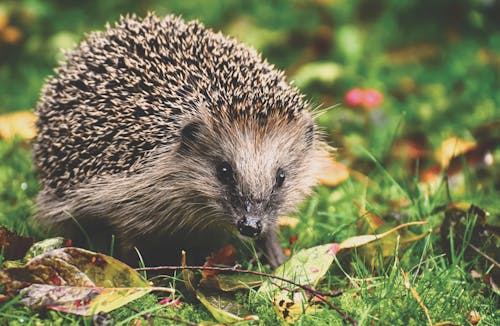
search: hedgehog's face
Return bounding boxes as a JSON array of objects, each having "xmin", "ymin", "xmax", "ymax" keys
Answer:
[{"xmin": 177, "ymin": 110, "xmax": 323, "ymax": 239}]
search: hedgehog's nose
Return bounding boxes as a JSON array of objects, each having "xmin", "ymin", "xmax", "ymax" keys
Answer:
[{"xmin": 237, "ymin": 216, "xmax": 262, "ymax": 237}]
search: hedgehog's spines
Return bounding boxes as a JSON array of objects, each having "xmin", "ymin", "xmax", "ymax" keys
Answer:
[{"xmin": 34, "ymin": 13, "xmax": 307, "ymax": 195}]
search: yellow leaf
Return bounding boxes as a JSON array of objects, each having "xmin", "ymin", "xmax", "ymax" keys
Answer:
[
  {"xmin": 436, "ymin": 137, "xmax": 476, "ymax": 168},
  {"xmin": 0, "ymin": 10, "xmax": 8, "ymax": 31},
  {"xmin": 258, "ymin": 243, "xmax": 338, "ymax": 296},
  {"xmin": 1, "ymin": 25, "xmax": 22, "ymax": 44},
  {"xmin": 196, "ymin": 290, "xmax": 258, "ymax": 323},
  {"xmin": 273, "ymin": 291, "xmax": 317, "ymax": 324},
  {"xmin": 278, "ymin": 216, "xmax": 300, "ymax": 228},
  {"xmin": 20, "ymin": 284, "xmax": 172, "ymax": 316},
  {"xmin": 317, "ymin": 156, "xmax": 349, "ymax": 187},
  {"xmin": 0, "ymin": 111, "xmax": 36, "ymax": 140},
  {"xmin": 338, "ymin": 221, "xmax": 428, "ymax": 250}
]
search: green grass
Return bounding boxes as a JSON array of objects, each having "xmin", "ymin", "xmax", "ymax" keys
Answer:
[
  {"xmin": 1, "ymin": 139, "xmax": 498, "ymax": 325},
  {"xmin": 1, "ymin": 0, "xmax": 499, "ymax": 324}
]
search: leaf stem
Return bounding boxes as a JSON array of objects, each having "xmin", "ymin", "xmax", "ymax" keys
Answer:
[{"xmin": 135, "ymin": 264, "xmax": 357, "ymax": 325}]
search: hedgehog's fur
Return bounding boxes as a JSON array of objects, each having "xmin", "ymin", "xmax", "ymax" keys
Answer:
[{"xmin": 34, "ymin": 13, "xmax": 328, "ymax": 267}]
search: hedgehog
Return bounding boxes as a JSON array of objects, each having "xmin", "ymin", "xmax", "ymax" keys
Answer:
[{"xmin": 33, "ymin": 13, "xmax": 328, "ymax": 268}]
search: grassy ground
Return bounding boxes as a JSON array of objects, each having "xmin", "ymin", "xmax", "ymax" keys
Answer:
[{"xmin": 1, "ymin": 0, "xmax": 499, "ymax": 325}]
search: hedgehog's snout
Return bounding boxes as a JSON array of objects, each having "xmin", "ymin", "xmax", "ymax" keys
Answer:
[{"xmin": 237, "ymin": 215, "xmax": 262, "ymax": 237}]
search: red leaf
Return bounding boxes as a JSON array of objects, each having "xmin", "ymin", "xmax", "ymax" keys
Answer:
[
  {"xmin": 0, "ymin": 226, "xmax": 34, "ymax": 260},
  {"xmin": 289, "ymin": 234, "xmax": 298, "ymax": 245},
  {"xmin": 203, "ymin": 245, "xmax": 237, "ymax": 276}
]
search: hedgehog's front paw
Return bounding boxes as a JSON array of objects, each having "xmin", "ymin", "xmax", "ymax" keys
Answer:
[{"xmin": 260, "ymin": 230, "xmax": 286, "ymax": 269}]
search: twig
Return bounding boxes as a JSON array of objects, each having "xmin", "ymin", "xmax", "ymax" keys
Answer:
[
  {"xmin": 314, "ymin": 295, "xmax": 358, "ymax": 326},
  {"xmin": 468, "ymin": 243, "xmax": 500, "ymax": 269},
  {"xmin": 135, "ymin": 265, "xmax": 357, "ymax": 325},
  {"xmin": 136, "ymin": 264, "xmax": 343, "ymax": 298},
  {"xmin": 269, "ymin": 281, "xmax": 358, "ymax": 326},
  {"xmin": 126, "ymin": 305, "xmax": 197, "ymax": 326}
]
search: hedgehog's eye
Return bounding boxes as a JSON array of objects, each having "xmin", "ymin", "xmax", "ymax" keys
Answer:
[
  {"xmin": 217, "ymin": 161, "xmax": 235, "ymax": 185},
  {"xmin": 275, "ymin": 168, "xmax": 285, "ymax": 188}
]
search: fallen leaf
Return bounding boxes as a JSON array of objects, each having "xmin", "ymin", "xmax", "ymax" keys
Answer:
[
  {"xmin": 289, "ymin": 234, "xmax": 299, "ymax": 245},
  {"xmin": 436, "ymin": 137, "xmax": 476, "ymax": 168},
  {"xmin": 353, "ymin": 210, "xmax": 431, "ymax": 269},
  {"xmin": 392, "ymin": 132, "xmax": 430, "ymax": 161},
  {"xmin": 0, "ymin": 226, "xmax": 34, "ymax": 261},
  {"xmin": 278, "ymin": 216, "xmax": 300, "ymax": 228},
  {"xmin": 354, "ymin": 202, "xmax": 384, "ymax": 233},
  {"xmin": 338, "ymin": 221, "xmax": 429, "ymax": 250},
  {"xmin": 0, "ymin": 111, "xmax": 36, "ymax": 140},
  {"xmin": 196, "ymin": 290, "xmax": 258, "ymax": 324},
  {"xmin": 317, "ymin": 156, "xmax": 350, "ymax": 187},
  {"xmin": 203, "ymin": 245, "xmax": 236, "ymax": 277},
  {"xmin": 259, "ymin": 221, "xmax": 429, "ymax": 298},
  {"xmin": 200, "ymin": 273, "xmax": 263, "ymax": 292},
  {"xmin": 24, "ymin": 237, "xmax": 66, "ymax": 261},
  {"xmin": 468, "ymin": 310, "xmax": 481, "ymax": 325},
  {"xmin": 181, "ymin": 251, "xmax": 259, "ymax": 323},
  {"xmin": 4, "ymin": 247, "xmax": 151, "ymax": 288},
  {"xmin": 2, "ymin": 247, "xmax": 173, "ymax": 316},
  {"xmin": 420, "ymin": 164, "xmax": 441, "ymax": 184},
  {"xmin": 1, "ymin": 25, "xmax": 22, "ymax": 44},
  {"xmin": 258, "ymin": 243, "xmax": 338, "ymax": 297},
  {"xmin": 273, "ymin": 291, "xmax": 317, "ymax": 324},
  {"xmin": 20, "ymin": 284, "xmax": 170, "ymax": 315},
  {"xmin": 0, "ymin": 10, "xmax": 8, "ymax": 31}
]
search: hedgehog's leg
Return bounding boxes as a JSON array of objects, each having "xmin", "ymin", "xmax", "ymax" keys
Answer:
[{"xmin": 260, "ymin": 230, "xmax": 286, "ymax": 268}]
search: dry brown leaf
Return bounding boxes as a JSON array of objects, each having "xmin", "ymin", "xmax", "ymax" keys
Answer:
[
  {"xmin": 338, "ymin": 221, "xmax": 428, "ymax": 250},
  {"xmin": 317, "ymin": 156, "xmax": 349, "ymax": 187},
  {"xmin": 0, "ymin": 111, "xmax": 37, "ymax": 140},
  {"xmin": 468, "ymin": 310, "xmax": 481, "ymax": 325},
  {"xmin": 0, "ymin": 11, "xmax": 8, "ymax": 31},
  {"xmin": 436, "ymin": 137, "xmax": 476, "ymax": 168},
  {"xmin": 202, "ymin": 245, "xmax": 236, "ymax": 277},
  {"xmin": 420, "ymin": 164, "xmax": 441, "ymax": 183},
  {"xmin": 354, "ymin": 202, "xmax": 384, "ymax": 232},
  {"xmin": 273, "ymin": 291, "xmax": 317, "ymax": 324},
  {"xmin": 0, "ymin": 226, "xmax": 34, "ymax": 260},
  {"xmin": 1, "ymin": 25, "xmax": 22, "ymax": 44},
  {"xmin": 278, "ymin": 216, "xmax": 300, "ymax": 228}
]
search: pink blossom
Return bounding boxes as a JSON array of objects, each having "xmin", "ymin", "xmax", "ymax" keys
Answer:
[
  {"xmin": 362, "ymin": 89, "xmax": 384, "ymax": 109},
  {"xmin": 344, "ymin": 88, "xmax": 364, "ymax": 107}
]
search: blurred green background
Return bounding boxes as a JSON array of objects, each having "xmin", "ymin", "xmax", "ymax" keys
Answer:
[{"xmin": 1, "ymin": 0, "xmax": 499, "ymax": 127}]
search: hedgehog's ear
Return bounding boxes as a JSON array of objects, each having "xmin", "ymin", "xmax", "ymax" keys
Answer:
[{"xmin": 179, "ymin": 121, "xmax": 203, "ymax": 152}]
